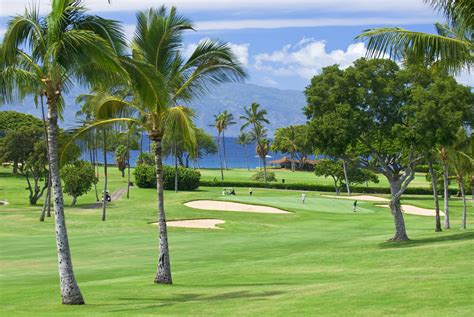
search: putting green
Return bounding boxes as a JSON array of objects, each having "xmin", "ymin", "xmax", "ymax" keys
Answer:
[{"xmin": 218, "ymin": 194, "xmax": 375, "ymax": 214}]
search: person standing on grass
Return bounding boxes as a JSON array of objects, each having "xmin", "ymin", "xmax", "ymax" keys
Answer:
[
  {"xmin": 301, "ymin": 193, "xmax": 306, "ymax": 204},
  {"xmin": 353, "ymin": 200, "xmax": 358, "ymax": 212},
  {"xmin": 249, "ymin": 188, "xmax": 253, "ymax": 196}
]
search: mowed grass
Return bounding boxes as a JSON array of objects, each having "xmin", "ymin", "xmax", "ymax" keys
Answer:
[
  {"xmin": 0, "ymin": 166, "xmax": 473, "ymax": 316},
  {"xmin": 198, "ymin": 167, "xmax": 452, "ymax": 189}
]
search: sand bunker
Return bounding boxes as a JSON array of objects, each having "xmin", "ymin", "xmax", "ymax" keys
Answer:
[
  {"xmin": 322, "ymin": 195, "xmax": 389, "ymax": 202},
  {"xmin": 184, "ymin": 200, "xmax": 289, "ymax": 214},
  {"xmin": 377, "ymin": 204, "xmax": 444, "ymax": 217},
  {"xmin": 153, "ymin": 219, "xmax": 225, "ymax": 229}
]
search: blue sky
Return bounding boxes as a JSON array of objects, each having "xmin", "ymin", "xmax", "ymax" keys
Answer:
[{"xmin": 1, "ymin": 0, "xmax": 471, "ymax": 89}]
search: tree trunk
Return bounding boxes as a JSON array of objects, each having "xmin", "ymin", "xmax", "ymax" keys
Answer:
[
  {"xmin": 127, "ymin": 132, "xmax": 131, "ymax": 199},
  {"xmin": 151, "ymin": 134, "xmax": 173, "ymax": 284},
  {"xmin": 388, "ymin": 181, "xmax": 409, "ymax": 241},
  {"xmin": 222, "ymin": 130, "xmax": 228, "ymax": 170},
  {"xmin": 46, "ymin": 97, "xmax": 84, "ymax": 304},
  {"xmin": 460, "ymin": 175, "xmax": 467, "ymax": 229},
  {"xmin": 428, "ymin": 160, "xmax": 442, "ymax": 232},
  {"xmin": 291, "ymin": 154, "xmax": 295, "ymax": 172},
  {"xmin": 243, "ymin": 145, "xmax": 250, "ymax": 171},
  {"xmin": 342, "ymin": 159, "xmax": 351, "ymax": 196},
  {"xmin": 442, "ymin": 159, "xmax": 450, "ymax": 229},
  {"xmin": 217, "ymin": 133, "xmax": 224, "ymax": 181},
  {"xmin": 40, "ymin": 94, "xmax": 53, "ymax": 220},
  {"xmin": 263, "ymin": 156, "xmax": 267, "ymax": 184},
  {"xmin": 102, "ymin": 129, "xmax": 107, "ymax": 222},
  {"xmin": 174, "ymin": 143, "xmax": 178, "ymax": 193},
  {"xmin": 70, "ymin": 196, "xmax": 77, "ymax": 207},
  {"xmin": 40, "ymin": 184, "xmax": 49, "ymax": 222},
  {"xmin": 91, "ymin": 133, "xmax": 99, "ymax": 202}
]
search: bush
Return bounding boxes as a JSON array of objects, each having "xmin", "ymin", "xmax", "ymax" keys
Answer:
[
  {"xmin": 251, "ymin": 171, "xmax": 277, "ymax": 182},
  {"xmin": 134, "ymin": 164, "xmax": 201, "ymax": 190},
  {"xmin": 415, "ymin": 164, "xmax": 441, "ymax": 173},
  {"xmin": 199, "ymin": 180, "xmax": 458, "ymax": 195},
  {"xmin": 61, "ymin": 160, "xmax": 97, "ymax": 206}
]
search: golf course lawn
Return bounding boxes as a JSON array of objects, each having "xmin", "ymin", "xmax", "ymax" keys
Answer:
[{"xmin": 0, "ymin": 167, "xmax": 473, "ymax": 316}]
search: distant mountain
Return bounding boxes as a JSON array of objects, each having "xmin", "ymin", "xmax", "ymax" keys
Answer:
[{"xmin": 1, "ymin": 83, "xmax": 307, "ymax": 136}]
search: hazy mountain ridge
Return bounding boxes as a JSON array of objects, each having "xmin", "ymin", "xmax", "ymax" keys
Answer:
[{"xmin": 1, "ymin": 83, "xmax": 307, "ymax": 136}]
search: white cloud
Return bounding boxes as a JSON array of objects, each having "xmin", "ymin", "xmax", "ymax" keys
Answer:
[
  {"xmin": 0, "ymin": 0, "xmax": 434, "ymax": 16},
  {"xmin": 261, "ymin": 77, "xmax": 278, "ymax": 86},
  {"xmin": 183, "ymin": 39, "xmax": 250, "ymax": 66},
  {"xmin": 455, "ymin": 70, "xmax": 474, "ymax": 87},
  {"xmin": 255, "ymin": 38, "xmax": 366, "ymax": 79}
]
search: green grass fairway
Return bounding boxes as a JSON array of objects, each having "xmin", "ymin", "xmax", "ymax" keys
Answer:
[{"xmin": 1, "ymin": 167, "xmax": 473, "ymax": 316}]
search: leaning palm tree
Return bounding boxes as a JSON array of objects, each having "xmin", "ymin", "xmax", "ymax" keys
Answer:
[
  {"xmin": 236, "ymin": 132, "xmax": 251, "ymax": 170},
  {"xmin": 213, "ymin": 113, "xmax": 226, "ymax": 181},
  {"xmin": 71, "ymin": 6, "xmax": 246, "ymax": 285},
  {"xmin": 1, "ymin": 0, "xmax": 126, "ymax": 304},
  {"xmin": 356, "ymin": 0, "xmax": 473, "ymax": 74},
  {"xmin": 240, "ymin": 103, "xmax": 270, "ymax": 182}
]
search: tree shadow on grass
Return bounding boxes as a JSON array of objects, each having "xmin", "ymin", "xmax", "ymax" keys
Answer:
[
  {"xmin": 112, "ymin": 290, "xmax": 285, "ymax": 313},
  {"xmin": 379, "ymin": 231, "xmax": 474, "ymax": 249}
]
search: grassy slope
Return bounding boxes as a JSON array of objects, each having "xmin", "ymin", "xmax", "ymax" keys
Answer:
[
  {"xmin": 198, "ymin": 168, "xmax": 454, "ymax": 189},
  {"xmin": 0, "ymin": 166, "xmax": 473, "ymax": 316}
]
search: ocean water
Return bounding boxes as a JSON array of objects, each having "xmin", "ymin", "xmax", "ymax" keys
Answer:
[{"xmin": 80, "ymin": 136, "xmax": 294, "ymax": 169}]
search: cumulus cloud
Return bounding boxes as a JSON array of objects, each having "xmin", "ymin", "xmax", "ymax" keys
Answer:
[
  {"xmin": 183, "ymin": 39, "xmax": 250, "ymax": 66},
  {"xmin": 254, "ymin": 38, "xmax": 366, "ymax": 79},
  {"xmin": 455, "ymin": 69, "xmax": 474, "ymax": 87}
]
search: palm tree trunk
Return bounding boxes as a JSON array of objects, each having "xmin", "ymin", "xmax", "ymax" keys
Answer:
[
  {"xmin": 46, "ymin": 98, "xmax": 84, "ymax": 304},
  {"xmin": 442, "ymin": 159, "xmax": 450, "ymax": 229},
  {"xmin": 152, "ymin": 134, "xmax": 172, "ymax": 284},
  {"xmin": 102, "ymin": 129, "xmax": 107, "ymax": 221},
  {"xmin": 91, "ymin": 132, "xmax": 99, "ymax": 202},
  {"xmin": 429, "ymin": 160, "xmax": 442, "ymax": 232},
  {"xmin": 263, "ymin": 156, "xmax": 267, "ymax": 183},
  {"xmin": 342, "ymin": 159, "xmax": 351, "ymax": 196},
  {"xmin": 40, "ymin": 94, "xmax": 52, "ymax": 220},
  {"xmin": 460, "ymin": 175, "xmax": 467, "ymax": 229},
  {"xmin": 243, "ymin": 145, "xmax": 249, "ymax": 171},
  {"xmin": 223, "ymin": 130, "xmax": 228, "ymax": 170},
  {"xmin": 388, "ymin": 180, "xmax": 409, "ymax": 241},
  {"xmin": 127, "ymin": 132, "xmax": 131, "ymax": 199},
  {"xmin": 217, "ymin": 133, "xmax": 224, "ymax": 181},
  {"xmin": 174, "ymin": 143, "xmax": 178, "ymax": 193}
]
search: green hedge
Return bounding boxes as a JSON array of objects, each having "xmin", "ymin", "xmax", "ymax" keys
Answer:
[
  {"xmin": 134, "ymin": 165, "xmax": 201, "ymax": 190},
  {"xmin": 199, "ymin": 180, "xmax": 459, "ymax": 195}
]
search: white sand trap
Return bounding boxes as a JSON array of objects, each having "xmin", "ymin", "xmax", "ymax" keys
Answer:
[
  {"xmin": 322, "ymin": 195, "xmax": 389, "ymax": 202},
  {"xmin": 153, "ymin": 219, "xmax": 225, "ymax": 229},
  {"xmin": 184, "ymin": 200, "xmax": 289, "ymax": 214},
  {"xmin": 376, "ymin": 204, "xmax": 445, "ymax": 217}
]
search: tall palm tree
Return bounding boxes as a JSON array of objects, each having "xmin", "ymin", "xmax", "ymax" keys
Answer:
[
  {"xmin": 213, "ymin": 113, "xmax": 226, "ymax": 181},
  {"xmin": 240, "ymin": 103, "xmax": 270, "ymax": 182},
  {"xmin": 220, "ymin": 110, "xmax": 236, "ymax": 170},
  {"xmin": 356, "ymin": 0, "xmax": 473, "ymax": 74},
  {"xmin": 236, "ymin": 132, "xmax": 251, "ymax": 170},
  {"xmin": 71, "ymin": 6, "xmax": 246, "ymax": 284},
  {"xmin": 1, "ymin": 0, "xmax": 125, "ymax": 304}
]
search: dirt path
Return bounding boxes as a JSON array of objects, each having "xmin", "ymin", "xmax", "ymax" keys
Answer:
[{"xmin": 81, "ymin": 188, "xmax": 127, "ymax": 209}]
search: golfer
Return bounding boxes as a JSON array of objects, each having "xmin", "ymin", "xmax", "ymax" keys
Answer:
[
  {"xmin": 249, "ymin": 188, "xmax": 253, "ymax": 196},
  {"xmin": 353, "ymin": 200, "xmax": 358, "ymax": 212},
  {"xmin": 301, "ymin": 193, "xmax": 306, "ymax": 204}
]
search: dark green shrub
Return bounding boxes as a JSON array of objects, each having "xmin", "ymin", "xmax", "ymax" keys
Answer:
[
  {"xmin": 251, "ymin": 171, "xmax": 277, "ymax": 182},
  {"xmin": 134, "ymin": 165, "xmax": 201, "ymax": 190}
]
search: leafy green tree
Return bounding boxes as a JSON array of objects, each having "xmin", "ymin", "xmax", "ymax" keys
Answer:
[
  {"xmin": 71, "ymin": 7, "xmax": 246, "ymax": 284},
  {"xmin": 356, "ymin": 0, "xmax": 473, "ymax": 74},
  {"xmin": 240, "ymin": 103, "xmax": 270, "ymax": 182},
  {"xmin": 304, "ymin": 65, "xmax": 361, "ymax": 195},
  {"xmin": 0, "ymin": 128, "xmax": 48, "ymax": 204},
  {"xmin": 408, "ymin": 66, "xmax": 473, "ymax": 230},
  {"xmin": 1, "ymin": 0, "xmax": 126, "ymax": 304},
  {"xmin": 306, "ymin": 59, "xmax": 424, "ymax": 241},
  {"xmin": 115, "ymin": 145, "xmax": 129, "ymax": 177},
  {"xmin": 272, "ymin": 125, "xmax": 313, "ymax": 171},
  {"xmin": 314, "ymin": 159, "xmax": 379, "ymax": 195},
  {"xmin": 236, "ymin": 132, "xmax": 251, "ymax": 170},
  {"xmin": 61, "ymin": 161, "xmax": 96, "ymax": 206}
]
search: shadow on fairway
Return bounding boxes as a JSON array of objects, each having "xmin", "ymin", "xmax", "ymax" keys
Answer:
[
  {"xmin": 379, "ymin": 231, "xmax": 474, "ymax": 249},
  {"xmin": 113, "ymin": 290, "xmax": 285, "ymax": 312}
]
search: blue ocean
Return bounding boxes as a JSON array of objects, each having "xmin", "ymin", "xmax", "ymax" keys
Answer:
[{"xmin": 80, "ymin": 136, "xmax": 295, "ymax": 169}]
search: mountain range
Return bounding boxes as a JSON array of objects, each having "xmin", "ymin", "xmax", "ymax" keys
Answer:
[{"xmin": 1, "ymin": 83, "xmax": 307, "ymax": 136}]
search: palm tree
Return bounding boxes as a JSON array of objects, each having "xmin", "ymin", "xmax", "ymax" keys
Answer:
[
  {"xmin": 236, "ymin": 132, "xmax": 251, "ymax": 170},
  {"xmin": 356, "ymin": 0, "xmax": 473, "ymax": 74},
  {"xmin": 450, "ymin": 128, "xmax": 473, "ymax": 229},
  {"xmin": 71, "ymin": 6, "xmax": 246, "ymax": 284},
  {"xmin": 220, "ymin": 110, "xmax": 236, "ymax": 170},
  {"xmin": 1, "ymin": 0, "xmax": 125, "ymax": 304},
  {"xmin": 240, "ymin": 103, "xmax": 270, "ymax": 182},
  {"xmin": 213, "ymin": 113, "xmax": 226, "ymax": 181}
]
